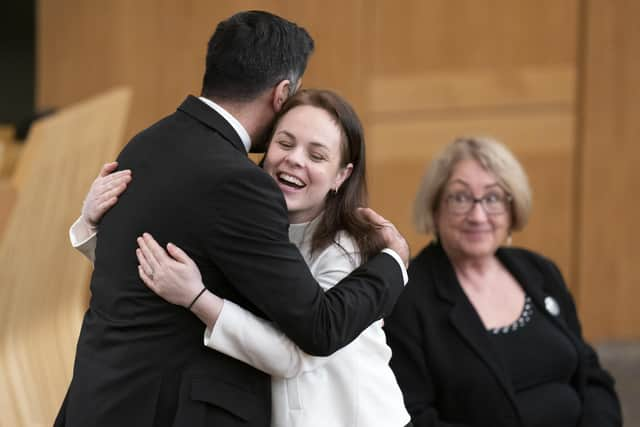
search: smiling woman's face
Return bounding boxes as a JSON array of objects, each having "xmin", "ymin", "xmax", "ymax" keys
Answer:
[
  {"xmin": 262, "ymin": 105, "xmax": 352, "ymax": 224},
  {"xmin": 435, "ymin": 159, "xmax": 512, "ymax": 261}
]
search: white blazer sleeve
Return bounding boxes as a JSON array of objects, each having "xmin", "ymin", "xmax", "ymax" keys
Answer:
[
  {"xmin": 204, "ymin": 240, "xmax": 361, "ymax": 378},
  {"xmin": 69, "ymin": 216, "xmax": 97, "ymax": 263}
]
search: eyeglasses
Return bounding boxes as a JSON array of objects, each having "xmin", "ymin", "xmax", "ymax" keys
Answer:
[{"xmin": 444, "ymin": 191, "xmax": 512, "ymax": 215}]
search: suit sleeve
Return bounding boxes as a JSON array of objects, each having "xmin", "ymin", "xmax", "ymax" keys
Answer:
[
  {"xmin": 385, "ymin": 282, "xmax": 472, "ymax": 427},
  {"xmin": 200, "ymin": 168, "xmax": 404, "ymax": 356},
  {"xmin": 203, "ymin": 243, "xmax": 360, "ymax": 377},
  {"xmin": 543, "ymin": 259, "xmax": 622, "ymax": 427}
]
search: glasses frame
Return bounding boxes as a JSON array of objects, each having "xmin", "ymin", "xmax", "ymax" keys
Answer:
[{"xmin": 444, "ymin": 191, "xmax": 513, "ymax": 215}]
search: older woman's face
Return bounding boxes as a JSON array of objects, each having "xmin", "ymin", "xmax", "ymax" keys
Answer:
[{"xmin": 435, "ymin": 159, "xmax": 512, "ymax": 261}]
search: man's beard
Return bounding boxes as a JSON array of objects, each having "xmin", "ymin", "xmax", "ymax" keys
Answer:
[{"xmin": 250, "ymin": 122, "xmax": 274, "ymax": 153}]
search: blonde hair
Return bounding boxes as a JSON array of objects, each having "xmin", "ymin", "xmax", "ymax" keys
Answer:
[{"xmin": 414, "ymin": 137, "xmax": 532, "ymax": 234}]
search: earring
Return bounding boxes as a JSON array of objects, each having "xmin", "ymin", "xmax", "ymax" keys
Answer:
[
  {"xmin": 329, "ymin": 188, "xmax": 338, "ymax": 197},
  {"xmin": 506, "ymin": 233, "xmax": 512, "ymax": 246}
]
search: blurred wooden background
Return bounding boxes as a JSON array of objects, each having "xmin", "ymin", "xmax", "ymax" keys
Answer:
[{"xmin": 0, "ymin": 0, "xmax": 638, "ymax": 424}]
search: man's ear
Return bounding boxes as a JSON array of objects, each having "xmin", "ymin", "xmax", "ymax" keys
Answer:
[{"xmin": 272, "ymin": 80, "xmax": 291, "ymax": 112}]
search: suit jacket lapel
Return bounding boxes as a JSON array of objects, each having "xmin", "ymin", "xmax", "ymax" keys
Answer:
[
  {"xmin": 428, "ymin": 244, "xmax": 518, "ymax": 409},
  {"xmin": 177, "ymin": 95, "xmax": 248, "ymax": 155}
]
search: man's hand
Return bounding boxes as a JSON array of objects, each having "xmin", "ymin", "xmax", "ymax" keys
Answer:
[{"xmin": 358, "ymin": 207, "xmax": 410, "ymax": 267}]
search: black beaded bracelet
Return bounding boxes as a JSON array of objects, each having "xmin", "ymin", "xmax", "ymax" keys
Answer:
[{"xmin": 187, "ymin": 287, "xmax": 207, "ymax": 310}]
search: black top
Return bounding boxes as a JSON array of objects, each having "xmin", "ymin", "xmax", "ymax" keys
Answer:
[
  {"xmin": 489, "ymin": 296, "xmax": 581, "ymax": 427},
  {"xmin": 385, "ymin": 242, "xmax": 622, "ymax": 427}
]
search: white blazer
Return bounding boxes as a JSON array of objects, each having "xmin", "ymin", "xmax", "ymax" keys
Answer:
[{"xmin": 204, "ymin": 220, "xmax": 410, "ymax": 427}]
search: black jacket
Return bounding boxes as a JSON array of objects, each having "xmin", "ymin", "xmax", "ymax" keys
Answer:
[
  {"xmin": 385, "ymin": 242, "xmax": 621, "ymax": 427},
  {"xmin": 55, "ymin": 96, "xmax": 404, "ymax": 427}
]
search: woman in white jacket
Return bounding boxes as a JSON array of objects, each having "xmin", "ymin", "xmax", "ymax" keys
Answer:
[{"xmin": 71, "ymin": 89, "xmax": 411, "ymax": 427}]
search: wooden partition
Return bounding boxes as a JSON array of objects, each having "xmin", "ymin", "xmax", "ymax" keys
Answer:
[
  {"xmin": 0, "ymin": 88, "xmax": 131, "ymax": 426},
  {"xmin": 575, "ymin": 0, "xmax": 640, "ymax": 340},
  {"xmin": 362, "ymin": 0, "xmax": 578, "ymax": 280}
]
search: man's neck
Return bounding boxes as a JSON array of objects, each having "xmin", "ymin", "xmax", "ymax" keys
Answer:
[
  {"xmin": 199, "ymin": 96, "xmax": 252, "ymax": 152},
  {"xmin": 208, "ymin": 96, "xmax": 272, "ymax": 147}
]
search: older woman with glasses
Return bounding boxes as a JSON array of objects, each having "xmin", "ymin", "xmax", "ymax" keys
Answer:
[{"xmin": 384, "ymin": 137, "xmax": 621, "ymax": 427}]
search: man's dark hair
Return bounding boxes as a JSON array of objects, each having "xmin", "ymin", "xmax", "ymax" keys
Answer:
[{"xmin": 201, "ymin": 10, "xmax": 314, "ymax": 102}]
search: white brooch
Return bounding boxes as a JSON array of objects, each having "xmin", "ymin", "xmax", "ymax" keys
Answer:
[{"xmin": 544, "ymin": 296, "xmax": 560, "ymax": 316}]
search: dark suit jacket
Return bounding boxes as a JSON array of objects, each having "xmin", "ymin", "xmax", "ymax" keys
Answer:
[
  {"xmin": 385, "ymin": 242, "xmax": 621, "ymax": 427},
  {"xmin": 55, "ymin": 96, "xmax": 404, "ymax": 427}
]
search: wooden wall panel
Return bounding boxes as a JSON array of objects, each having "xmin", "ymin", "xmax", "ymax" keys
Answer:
[
  {"xmin": 576, "ymin": 0, "xmax": 640, "ymax": 340},
  {"xmin": 369, "ymin": 0, "xmax": 577, "ymax": 74},
  {"xmin": 363, "ymin": 1, "xmax": 579, "ymax": 292},
  {"xmin": 38, "ymin": 0, "xmax": 367, "ymax": 141},
  {"xmin": 369, "ymin": 66, "xmax": 575, "ymax": 115}
]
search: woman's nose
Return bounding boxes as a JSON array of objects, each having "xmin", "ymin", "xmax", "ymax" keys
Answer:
[
  {"xmin": 466, "ymin": 200, "xmax": 488, "ymax": 221},
  {"xmin": 284, "ymin": 147, "xmax": 304, "ymax": 167}
]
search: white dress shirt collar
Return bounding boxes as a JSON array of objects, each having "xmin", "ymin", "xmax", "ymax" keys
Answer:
[{"xmin": 198, "ymin": 96, "xmax": 251, "ymax": 153}]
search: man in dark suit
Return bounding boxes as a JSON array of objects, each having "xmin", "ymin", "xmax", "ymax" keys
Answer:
[{"xmin": 55, "ymin": 10, "xmax": 409, "ymax": 427}]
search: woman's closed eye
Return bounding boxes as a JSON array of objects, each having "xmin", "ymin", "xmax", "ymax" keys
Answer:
[
  {"xmin": 309, "ymin": 150, "xmax": 328, "ymax": 162},
  {"xmin": 277, "ymin": 139, "xmax": 295, "ymax": 149}
]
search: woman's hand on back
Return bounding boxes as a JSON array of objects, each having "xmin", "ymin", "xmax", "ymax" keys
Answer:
[
  {"xmin": 81, "ymin": 161, "xmax": 132, "ymax": 228},
  {"xmin": 136, "ymin": 233, "xmax": 205, "ymax": 308}
]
